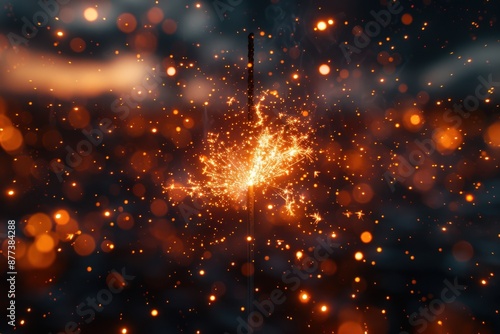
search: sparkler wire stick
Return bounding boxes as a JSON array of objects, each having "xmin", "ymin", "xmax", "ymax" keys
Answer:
[{"xmin": 247, "ymin": 32, "xmax": 255, "ymax": 315}]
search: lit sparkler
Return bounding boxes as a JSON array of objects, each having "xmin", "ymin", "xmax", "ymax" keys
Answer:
[
  {"xmin": 168, "ymin": 80, "xmax": 313, "ymax": 212},
  {"xmin": 164, "ymin": 34, "xmax": 314, "ymax": 318},
  {"xmin": 182, "ymin": 104, "xmax": 313, "ymax": 212}
]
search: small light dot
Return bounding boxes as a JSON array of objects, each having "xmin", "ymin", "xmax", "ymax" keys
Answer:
[
  {"xmin": 317, "ymin": 21, "xmax": 327, "ymax": 31},
  {"xmin": 300, "ymin": 292, "xmax": 310, "ymax": 302}
]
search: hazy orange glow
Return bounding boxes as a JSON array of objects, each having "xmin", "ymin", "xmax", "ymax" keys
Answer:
[{"xmin": 0, "ymin": 50, "xmax": 147, "ymax": 98}]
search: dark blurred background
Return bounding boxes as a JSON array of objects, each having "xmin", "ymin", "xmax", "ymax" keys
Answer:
[{"xmin": 1, "ymin": 0, "xmax": 500, "ymax": 333}]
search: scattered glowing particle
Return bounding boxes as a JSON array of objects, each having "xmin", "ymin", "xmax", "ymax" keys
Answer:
[
  {"xmin": 104, "ymin": 211, "xmax": 111, "ymax": 217},
  {"xmin": 339, "ymin": 69, "xmax": 349, "ymax": 79},
  {"xmin": 399, "ymin": 83, "xmax": 408, "ymax": 93},
  {"xmin": 246, "ymin": 236, "xmax": 252, "ymax": 242},
  {"xmin": 73, "ymin": 234, "xmax": 96, "ymax": 256},
  {"xmin": 56, "ymin": 31, "xmax": 64, "ymax": 37},
  {"xmin": 7, "ymin": 189, "xmax": 14, "ymax": 196},
  {"xmin": 151, "ymin": 309, "xmax": 159, "ymax": 317},
  {"xmin": 199, "ymin": 270, "xmax": 205, "ymax": 276},
  {"xmin": 296, "ymin": 251, "xmax": 303, "ymax": 259},
  {"xmin": 319, "ymin": 64, "xmax": 330, "ymax": 75},
  {"xmin": 485, "ymin": 122, "xmax": 500, "ymax": 147},
  {"xmin": 320, "ymin": 305, "xmax": 328, "ymax": 312},
  {"xmin": 121, "ymin": 328, "xmax": 127, "ymax": 334},
  {"xmin": 116, "ymin": 13, "xmax": 137, "ymax": 33},
  {"xmin": 209, "ymin": 295, "xmax": 216, "ymax": 301},
  {"xmin": 317, "ymin": 21, "xmax": 327, "ymax": 31},
  {"xmin": 360, "ymin": 231, "xmax": 373, "ymax": 243},
  {"xmin": 354, "ymin": 277, "xmax": 361, "ymax": 283},
  {"xmin": 167, "ymin": 66, "xmax": 176, "ymax": 76},
  {"xmin": 354, "ymin": 251, "xmax": 364, "ymax": 261},
  {"xmin": 328, "ymin": 19, "xmax": 334, "ymax": 25},
  {"xmin": 87, "ymin": 266, "xmax": 92, "ymax": 272},
  {"xmin": 267, "ymin": 204, "xmax": 273, "ymax": 209},
  {"xmin": 311, "ymin": 212, "xmax": 322, "ymax": 223},
  {"xmin": 147, "ymin": 7, "xmax": 164, "ymax": 24},
  {"xmin": 292, "ymin": 73, "xmax": 299, "ymax": 79},
  {"xmin": 401, "ymin": 13, "xmax": 413, "ymax": 25},
  {"xmin": 54, "ymin": 209, "xmax": 70, "ymax": 225},
  {"xmin": 35, "ymin": 234, "xmax": 55, "ymax": 252},
  {"xmin": 376, "ymin": 247, "xmax": 382, "ymax": 253},
  {"xmin": 481, "ymin": 279, "xmax": 487, "ymax": 285},
  {"xmin": 410, "ymin": 114, "xmax": 421, "ymax": 125},
  {"xmin": 83, "ymin": 7, "xmax": 98, "ymax": 22},
  {"xmin": 465, "ymin": 194, "xmax": 474, "ymax": 202},
  {"xmin": 300, "ymin": 292, "xmax": 310, "ymax": 302}
]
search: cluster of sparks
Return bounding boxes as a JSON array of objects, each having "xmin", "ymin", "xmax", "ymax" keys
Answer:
[{"xmin": 168, "ymin": 97, "xmax": 314, "ymax": 215}]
